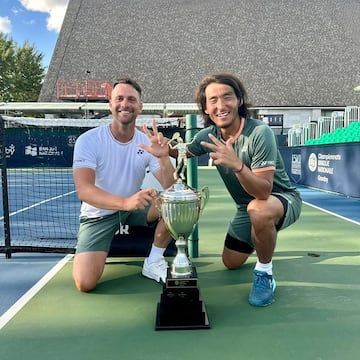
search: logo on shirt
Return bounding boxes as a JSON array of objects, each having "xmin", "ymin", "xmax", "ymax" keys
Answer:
[{"xmin": 260, "ymin": 160, "xmax": 275, "ymax": 167}]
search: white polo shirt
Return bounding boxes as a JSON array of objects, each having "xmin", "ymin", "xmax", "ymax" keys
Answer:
[{"xmin": 73, "ymin": 124, "xmax": 160, "ymax": 218}]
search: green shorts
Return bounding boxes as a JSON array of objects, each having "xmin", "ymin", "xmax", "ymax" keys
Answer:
[
  {"xmin": 227, "ymin": 190, "xmax": 302, "ymax": 249},
  {"xmin": 75, "ymin": 208, "xmax": 152, "ymax": 254}
]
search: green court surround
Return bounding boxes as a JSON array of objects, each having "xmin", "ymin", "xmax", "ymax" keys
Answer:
[{"xmin": 0, "ymin": 169, "xmax": 359, "ymax": 360}]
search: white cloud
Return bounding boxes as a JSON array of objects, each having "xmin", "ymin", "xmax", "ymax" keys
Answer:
[
  {"xmin": 20, "ymin": 0, "xmax": 69, "ymax": 33},
  {"xmin": 11, "ymin": 7, "xmax": 22, "ymax": 15},
  {"xmin": 0, "ymin": 16, "xmax": 12, "ymax": 34}
]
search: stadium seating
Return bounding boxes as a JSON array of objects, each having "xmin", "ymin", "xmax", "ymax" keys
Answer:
[
  {"xmin": 286, "ymin": 106, "xmax": 360, "ymax": 146},
  {"xmin": 305, "ymin": 121, "xmax": 360, "ymax": 145}
]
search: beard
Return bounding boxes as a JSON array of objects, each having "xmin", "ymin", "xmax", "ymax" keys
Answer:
[{"xmin": 115, "ymin": 111, "xmax": 137, "ymax": 126}]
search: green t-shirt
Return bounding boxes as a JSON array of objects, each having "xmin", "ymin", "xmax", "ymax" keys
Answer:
[{"xmin": 187, "ymin": 118, "xmax": 297, "ymax": 205}]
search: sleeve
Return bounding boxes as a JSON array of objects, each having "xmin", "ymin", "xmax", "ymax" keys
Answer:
[
  {"xmin": 72, "ymin": 132, "xmax": 97, "ymax": 170},
  {"xmin": 250, "ymin": 125, "xmax": 277, "ymax": 171},
  {"xmin": 187, "ymin": 127, "xmax": 213, "ymax": 157}
]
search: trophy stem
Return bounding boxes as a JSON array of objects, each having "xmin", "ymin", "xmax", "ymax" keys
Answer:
[{"xmin": 171, "ymin": 236, "xmax": 192, "ymax": 278}]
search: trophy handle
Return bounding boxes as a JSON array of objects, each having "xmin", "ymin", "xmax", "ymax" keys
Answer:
[{"xmin": 199, "ymin": 186, "xmax": 209, "ymax": 213}]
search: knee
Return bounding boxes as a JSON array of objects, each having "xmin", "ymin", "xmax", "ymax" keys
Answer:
[
  {"xmin": 222, "ymin": 256, "xmax": 241, "ymax": 270},
  {"xmin": 247, "ymin": 200, "xmax": 273, "ymax": 229},
  {"xmin": 74, "ymin": 277, "xmax": 97, "ymax": 292},
  {"xmin": 73, "ymin": 269, "xmax": 98, "ymax": 292},
  {"xmin": 222, "ymin": 249, "xmax": 249, "ymax": 270},
  {"xmin": 72, "ymin": 251, "xmax": 107, "ymax": 292},
  {"xmin": 247, "ymin": 201, "xmax": 263, "ymax": 223}
]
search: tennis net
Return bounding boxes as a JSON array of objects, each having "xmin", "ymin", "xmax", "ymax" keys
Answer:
[
  {"xmin": 0, "ymin": 115, "xmax": 182, "ymax": 258},
  {"xmin": 0, "ymin": 115, "xmax": 93, "ymax": 258}
]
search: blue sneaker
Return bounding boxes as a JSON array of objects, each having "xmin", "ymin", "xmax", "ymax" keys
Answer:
[{"xmin": 248, "ymin": 270, "xmax": 276, "ymax": 306}]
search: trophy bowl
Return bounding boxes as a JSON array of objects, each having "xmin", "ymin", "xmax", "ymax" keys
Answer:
[{"xmin": 159, "ymin": 181, "xmax": 208, "ymax": 277}]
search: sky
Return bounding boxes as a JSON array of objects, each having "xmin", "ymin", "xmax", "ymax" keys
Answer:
[{"xmin": 0, "ymin": 0, "xmax": 69, "ymax": 69}]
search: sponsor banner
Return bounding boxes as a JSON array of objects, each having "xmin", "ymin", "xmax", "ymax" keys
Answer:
[
  {"xmin": 3, "ymin": 126, "xmax": 184, "ymax": 168},
  {"xmin": 4, "ymin": 127, "xmax": 85, "ymax": 167},
  {"xmin": 280, "ymin": 143, "xmax": 360, "ymax": 198}
]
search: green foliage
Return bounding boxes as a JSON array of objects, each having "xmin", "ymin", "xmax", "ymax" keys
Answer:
[{"xmin": 0, "ymin": 33, "xmax": 45, "ymax": 102}]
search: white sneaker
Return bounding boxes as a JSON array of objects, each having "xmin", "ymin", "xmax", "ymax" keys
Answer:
[{"xmin": 142, "ymin": 257, "xmax": 168, "ymax": 283}]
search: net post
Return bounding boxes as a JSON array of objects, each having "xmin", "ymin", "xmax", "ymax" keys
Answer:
[
  {"xmin": 0, "ymin": 116, "xmax": 12, "ymax": 259},
  {"xmin": 185, "ymin": 114, "xmax": 199, "ymax": 258}
]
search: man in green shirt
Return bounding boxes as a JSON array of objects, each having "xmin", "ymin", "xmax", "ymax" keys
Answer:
[{"xmin": 186, "ymin": 72, "xmax": 302, "ymax": 306}]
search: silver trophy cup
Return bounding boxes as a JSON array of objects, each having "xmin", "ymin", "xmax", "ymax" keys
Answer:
[{"xmin": 158, "ymin": 181, "xmax": 209, "ymax": 278}]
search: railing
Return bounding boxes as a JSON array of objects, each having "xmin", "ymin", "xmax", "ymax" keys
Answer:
[
  {"xmin": 287, "ymin": 106, "xmax": 360, "ymax": 146},
  {"xmin": 344, "ymin": 106, "xmax": 360, "ymax": 127},
  {"xmin": 56, "ymin": 80, "xmax": 112, "ymax": 101}
]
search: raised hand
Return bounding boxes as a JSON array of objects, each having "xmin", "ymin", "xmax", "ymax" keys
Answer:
[
  {"xmin": 139, "ymin": 119, "xmax": 169, "ymax": 158},
  {"xmin": 200, "ymin": 133, "xmax": 239, "ymax": 171}
]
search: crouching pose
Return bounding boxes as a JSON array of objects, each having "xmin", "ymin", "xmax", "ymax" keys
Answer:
[
  {"xmin": 170, "ymin": 72, "xmax": 302, "ymax": 306},
  {"xmin": 72, "ymin": 78, "xmax": 175, "ymax": 292}
]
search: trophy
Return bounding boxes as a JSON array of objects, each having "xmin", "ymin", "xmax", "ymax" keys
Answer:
[{"xmin": 155, "ymin": 133, "xmax": 210, "ymax": 330}]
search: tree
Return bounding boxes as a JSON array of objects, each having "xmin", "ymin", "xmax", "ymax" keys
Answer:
[
  {"xmin": 0, "ymin": 33, "xmax": 45, "ymax": 102},
  {"xmin": 0, "ymin": 34, "xmax": 15, "ymax": 102}
]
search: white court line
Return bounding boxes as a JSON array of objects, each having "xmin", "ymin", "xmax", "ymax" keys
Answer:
[
  {"xmin": 0, "ymin": 254, "xmax": 73, "ymax": 331},
  {"xmin": 303, "ymin": 201, "xmax": 360, "ymax": 226},
  {"xmin": 0, "ymin": 190, "xmax": 76, "ymax": 220}
]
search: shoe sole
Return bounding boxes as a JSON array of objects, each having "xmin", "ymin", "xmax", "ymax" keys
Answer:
[
  {"xmin": 249, "ymin": 297, "xmax": 275, "ymax": 307},
  {"xmin": 142, "ymin": 270, "xmax": 159, "ymax": 282},
  {"xmin": 142, "ymin": 269, "xmax": 165, "ymax": 283}
]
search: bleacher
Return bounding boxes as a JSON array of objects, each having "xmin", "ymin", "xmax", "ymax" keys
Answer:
[{"xmin": 287, "ymin": 106, "xmax": 360, "ymax": 146}]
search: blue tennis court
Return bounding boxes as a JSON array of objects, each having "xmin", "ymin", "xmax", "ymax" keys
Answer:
[{"xmin": 0, "ymin": 168, "xmax": 79, "ymax": 252}]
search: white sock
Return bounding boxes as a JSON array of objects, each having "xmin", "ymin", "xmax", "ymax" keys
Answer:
[
  {"xmin": 255, "ymin": 260, "xmax": 273, "ymax": 275},
  {"xmin": 147, "ymin": 244, "xmax": 165, "ymax": 264}
]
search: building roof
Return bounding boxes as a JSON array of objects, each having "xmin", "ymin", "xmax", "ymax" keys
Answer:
[{"xmin": 39, "ymin": 0, "xmax": 360, "ymax": 107}]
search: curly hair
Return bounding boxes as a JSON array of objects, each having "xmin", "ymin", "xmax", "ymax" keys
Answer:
[{"xmin": 194, "ymin": 72, "xmax": 252, "ymax": 127}]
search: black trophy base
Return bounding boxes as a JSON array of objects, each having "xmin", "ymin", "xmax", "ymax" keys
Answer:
[{"xmin": 155, "ymin": 267, "xmax": 210, "ymax": 330}]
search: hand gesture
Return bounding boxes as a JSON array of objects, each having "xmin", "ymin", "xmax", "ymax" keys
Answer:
[
  {"xmin": 139, "ymin": 119, "xmax": 169, "ymax": 158},
  {"xmin": 200, "ymin": 133, "xmax": 239, "ymax": 171}
]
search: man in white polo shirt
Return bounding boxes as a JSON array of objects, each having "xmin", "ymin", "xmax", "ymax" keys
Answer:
[{"xmin": 72, "ymin": 78, "xmax": 175, "ymax": 292}]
